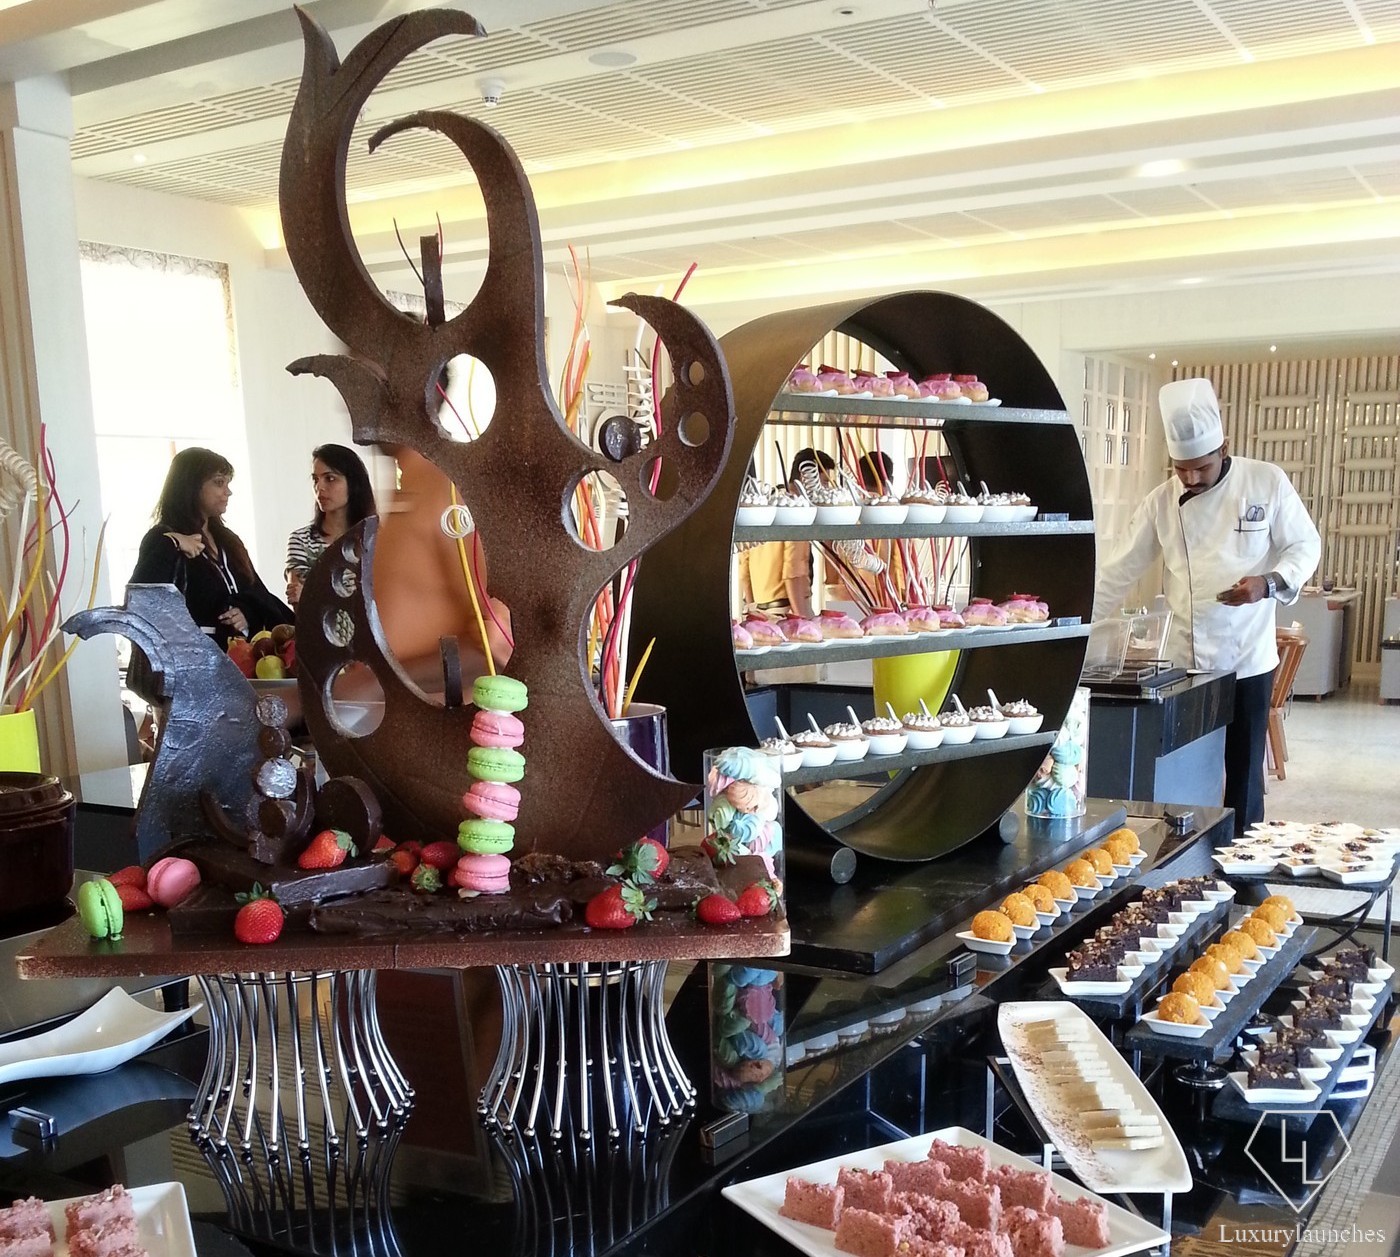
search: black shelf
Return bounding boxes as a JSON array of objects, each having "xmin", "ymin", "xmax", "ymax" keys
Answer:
[
  {"xmin": 766, "ymin": 394, "xmax": 1072, "ymax": 426},
  {"xmin": 732, "ymin": 520, "xmax": 1094, "ymax": 542},
  {"xmin": 781, "ymin": 730, "xmax": 1055, "ymax": 787},
  {"xmin": 1123, "ymin": 922, "xmax": 1318, "ymax": 1063},
  {"xmin": 738, "ymin": 623, "xmax": 1091, "ymax": 669}
]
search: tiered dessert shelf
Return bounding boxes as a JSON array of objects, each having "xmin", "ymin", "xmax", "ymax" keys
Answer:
[
  {"xmin": 632, "ymin": 289, "xmax": 1095, "ymax": 861},
  {"xmin": 782, "ymin": 730, "xmax": 1056, "ymax": 787},
  {"xmin": 737, "ymin": 622, "xmax": 1090, "ymax": 669},
  {"xmin": 732, "ymin": 520, "xmax": 1093, "ymax": 542}
]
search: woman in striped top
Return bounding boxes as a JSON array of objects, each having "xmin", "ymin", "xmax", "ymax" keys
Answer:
[{"xmin": 284, "ymin": 443, "xmax": 377, "ymax": 605}]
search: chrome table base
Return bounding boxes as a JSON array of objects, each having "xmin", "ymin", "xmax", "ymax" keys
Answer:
[{"xmin": 482, "ymin": 960, "xmax": 696, "ymax": 1140}]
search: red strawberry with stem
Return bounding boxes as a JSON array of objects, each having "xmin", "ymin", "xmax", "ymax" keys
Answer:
[
  {"xmin": 115, "ymin": 883, "xmax": 156, "ymax": 913},
  {"xmin": 388, "ymin": 849, "xmax": 418, "ymax": 877},
  {"xmin": 701, "ymin": 831, "xmax": 742, "ymax": 866},
  {"xmin": 234, "ymin": 885, "xmax": 284, "ymax": 945},
  {"xmin": 410, "ymin": 864, "xmax": 442, "ymax": 893},
  {"xmin": 607, "ymin": 837, "xmax": 670, "ymax": 884},
  {"xmin": 420, "ymin": 841, "xmax": 460, "ymax": 872},
  {"xmin": 584, "ymin": 884, "xmax": 656, "ymax": 930},
  {"xmin": 109, "ymin": 865, "xmax": 147, "ymax": 890},
  {"xmin": 695, "ymin": 893, "xmax": 742, "ymax": 926},
  {"xmin": 736, "ymin": 881, "xmax": 780, "ymax": 919},
  {"xmin": 297, "ymin": 828, "xmax": 353, "ymax": 870}
]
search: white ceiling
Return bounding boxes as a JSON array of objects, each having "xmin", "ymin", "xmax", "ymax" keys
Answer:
[{"xmin": 4, "ymin": 0, "xmax": 1399, "ymax": 318}]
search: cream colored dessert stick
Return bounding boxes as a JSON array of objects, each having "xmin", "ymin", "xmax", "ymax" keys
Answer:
[{"xmin": 1091, "ymin": 1134, "xmax": 1166, "ymax": 1150}]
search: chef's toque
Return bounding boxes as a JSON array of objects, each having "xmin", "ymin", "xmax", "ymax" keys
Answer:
[{"xmin": 1159, "ymin": 378, "xmax": 1224, "ymax": 461}]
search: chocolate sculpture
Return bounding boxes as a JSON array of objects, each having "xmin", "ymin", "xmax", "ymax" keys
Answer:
[{"xmin": 279, "ymin": 8, "xmax": 734, "ymax": 860}]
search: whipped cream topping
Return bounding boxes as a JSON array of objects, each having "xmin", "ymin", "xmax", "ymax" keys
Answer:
[
  {"xmin": 902, "ymin": 712, "xmax": 942, "ymax": 730},
  {"xmin": 969, "ymin": 705, "xmax": 1007, "ymax": 722},
  {"xmin": 823, "ymin": 721, "xmax": 866, "ymax": 740},
  {"xmin": 1001, "ymin": 699, "xmax": 1040, "ymax": 717},
  {"xmin": 940, "ymin": 710, "xmax": 971, "ymax": 727},
  {"xmin": 760, "ymin": 737, "xmax": 796, "ymax": 755},
  {"xmin": 861, "ymin": 717, "xmax": 903, "ymax": 735},
  {"xmin": 792, "ymin": 730, "xmax": 833, "ymax": 747}
]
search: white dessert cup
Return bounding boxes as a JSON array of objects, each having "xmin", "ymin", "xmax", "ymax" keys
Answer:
[
  {"xmin": 736, "ymin": 504, "xmax": 776, "ymax": 527},
  {"xmin": 860, "ymin": 503, "xmax": 908, "ymax": 526},
  {"xmin": 813, "ymin": 504, "xmax": 861, "ymax": 526},
  {"xmin": 831, "ymin": 739, "xmax": 869, "ymax": 762},
  {"xmin": 972, "ymin": 718, "xmax": 1010, "ymax": 740},
  {"xmin": 902, "ymin": 501, "xmax": 947, "ymax": 525},
  {"xmin": 904, "ymin": 727, "xmax": 944, "ymax": 751},
  {"xmin": 942, "ymin": 503, "xmax": 985, "ymax": 525},
  {"xmin": 865, "ymin": 732, "xmax": 908, "ymax": 756},
  {"xmin": 798, "ymin": 743, "xmax": 838, "ymax": 768},
  {"xmin": 1006, "ymin": 713, "xmax": 1044, "ymax": 736},
  {"xmin": 771, "ymin": 503, "xmax": 817, "ymax": 527},
  {"xmin": 940, "ymin": 723, "xmax": 976, "ymax": 746},
  {"xmin": 979, "ymin": 504, "xmax": 1017, "ymax": 523}
]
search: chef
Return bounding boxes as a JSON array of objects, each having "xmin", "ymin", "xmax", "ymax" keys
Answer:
[{"xmin": 1093, "ymin": 378, "xmax": 1321, "ymax": 833}]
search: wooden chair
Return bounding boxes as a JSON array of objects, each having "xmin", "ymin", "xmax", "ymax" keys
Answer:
[{"xmin": 1266, "ymin": 627, "xmax": 1309, "ymax": 780}]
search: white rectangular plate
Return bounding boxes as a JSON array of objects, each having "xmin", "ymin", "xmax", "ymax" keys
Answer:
[
  {"xmin": 43, "ymin": 1183, "xmax": 195, "ymax": 1257},
  {"xmin": 1050, "ymin": 967, "xmax": 1133, "ymax": 997},
  {"xmin": 999, "ymin": 1003, "xmax": 1191, "ymax": 1194},
  {"xmin": 1227, "ymin": 1072, "xmax": 1322, "ymax": 1105},
  {"xmin": 721, "ymin": 1126, "xmax": 1170, "ymax": 1257}
]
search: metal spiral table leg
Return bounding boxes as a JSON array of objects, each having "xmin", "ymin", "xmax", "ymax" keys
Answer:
[
  {"xmin": 480, "ymin": 960, "xmax": 695, "ymax": 1141},
  {"xmin": 190, "ymin": 970, "xmax": 413, "ymax": 1256}
]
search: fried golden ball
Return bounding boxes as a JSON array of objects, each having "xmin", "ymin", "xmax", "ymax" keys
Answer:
[
  {"xmin": 971, "ymin": 910, "xmax": 1014, "ymax": 943},
  {"xmin": 1206, "ymin": 943, "xmax": 1244, "ymax": 975},
  {"xmin": 1064, "ymin": 859, "xmax": 1099, "ymax": 888},
  {"xmin": 1172, "ymin": 970, "xmax": 1217, "ymax": 1005},
  {"xmin": 1037, "ymin": 870, "xmax": 1074, "ymax": 900},
  {"xmin": 1240, "ymin": 917, "xmax": 1278, "ymax": 948},
  {"xmin": 1158, "ymin": 992, "xmax": 1201, "ymax": 1024},
  {"xmin": 1000, "ymin": 893, "xmax": 1038, "ymax": 928},
  {"xmin": 1021, "ymin": 883, "xmax": 1055, "ymax": 913},
  {"xmin": 1084, "ymin": 848, "xmax": 1114, "ymax": 876},
  {"xmin": 1105, "ymin": 826, "xmax": 1141, "ymax": 854},
  {"xmin": 1260, "ymin": 895, "xmax": 1297, "ymax": 922},
  {"xmin": 1104, "ymin": 835, "xmax": 1135, "ymax": 866},
  {"xmin": 1190, "ymin": 954, "xmax": 1232, "ymax": 990},
  {"xmin": 1219, "ymin": 929, "xmax": 1259, "ymax": 961},
  {"xmin": 1252, "ymin": 904, "xmax": 1289, "ymax": 933}
]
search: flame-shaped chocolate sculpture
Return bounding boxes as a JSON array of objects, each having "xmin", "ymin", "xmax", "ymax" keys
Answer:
[{"xmin": 280, "ymin": 8, "xmax": 733, "ymax": 860}]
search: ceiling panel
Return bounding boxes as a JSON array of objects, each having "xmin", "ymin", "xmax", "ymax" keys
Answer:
[{"xmin": 1107, "ymin": 185, "xmax": 1221, "ymax": 217}]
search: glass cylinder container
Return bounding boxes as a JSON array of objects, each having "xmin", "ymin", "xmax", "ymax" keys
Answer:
[
  {"xmin": 708, "ymin": 962, "xmax": 786, "ymax": 1112},
  {"xmin": 702, "ymin": 746, "xmax": 784, "ymax": 885},
  {"xmin": 1025, "ymin": 686, "xmax": 1090, "ymax": 819}
]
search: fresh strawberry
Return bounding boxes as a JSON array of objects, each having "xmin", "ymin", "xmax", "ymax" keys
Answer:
[
  {"xmin": 297, "ymin": 828, "xmax": 353, "ymax": 870},
  {"xmin": 736, "ymin": 880, "xmax": 780, "ymax": 918},
  {"xmin": 410, "ymin": 864, "xmax": 442, "ymax": 893},
  {"xmin": 607, "ymin": 837, "xmax": 670, "ymax": 884},
  {"xmin": 397, "ymin": 841, "xmax": 423, "ymax": 858},
  {"xmin": 584, "ymin": 883, "xmax": 656, "ymax": 930},
  {"xmin": 388, "ymin": 849, "xmax": 418, "ymax": 877},
  {"xmin": 372, "ymin": 836, "xmax": 396, "ymax": 854},
  {"xmin": 701, "ymin": 831, "xmax": 742, "ymax": 866},
  {"xmin": 695, "ymin": 893, "xmax": 742, "ymax": 926},
  {"xmin": 115, "ymin": 882, "xmax": 156, "ymax": 912},
  {"xmin": 420, "ymin": 841, "xmax": 460, "ymax": 872},
  {"xmin": 234, "ymin": 886, "xmax": 284, "ymax": 945},
  {"xmin": 109, "ymin": 865, "xmax": 148, "ymax": 889}
]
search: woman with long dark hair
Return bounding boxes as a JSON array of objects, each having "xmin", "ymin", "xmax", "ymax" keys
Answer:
[
  {"xmin": 284, "ymin": 443, "xmax": 377, "ymax": 606},
  {"xmin": 130, "ymin": 447, "xmax": 293, "ymax": 646}
]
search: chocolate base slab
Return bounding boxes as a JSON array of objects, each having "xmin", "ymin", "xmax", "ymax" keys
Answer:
[{"xmin": 179, "ymin": 839, "xmax": 394, "ymax": 908}]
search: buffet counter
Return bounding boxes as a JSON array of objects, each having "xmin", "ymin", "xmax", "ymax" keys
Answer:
[
  {"xmin": 1085, "ymin": 670, "xmax": 1235, "ymax": 808},
  {"xmin": 6, "ymin": 800, "xmax": 1394, "ymax": 1257}
]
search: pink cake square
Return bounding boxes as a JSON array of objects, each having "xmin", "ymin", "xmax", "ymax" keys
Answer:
[
  {"xmin": 953, "ymin": 1227, "xmax": 1014, "ymax": 1257},
  {"xmin": 68, "ymin": 1218, "xmax": 145, "ymax": 1257},
  {"xmin": 63, "ymin": 1189, "xmax": 134, "ymax": 1237},
  {"xmin": 889, "ymin": 1192, "xmax": 959, "ymax": 1238},
  {"xmin": 938, "ymin": 1181, "xmax": 1000, "ymax": 1230},
  {"xmin": 903, "ymin": 1242, "xmax": 964, "ymax": 1257},
  {"xmin": 1047, "ymin": 1194, "xmax": 1110, "ymax": 1248},
  {"xmin": 780, "ymin": 1178, "xmax": 844, "ymax": 1229},
  {"xmin": 1001, "ymin": 1211, "xmax": 1064, "ymax": 1257},
  {"xmin": 837, "ymin": 1168, "xmax": 894, "ymax": 1215},
  {"xmin": 0, "ymin": 1200, "xmax": 52, "ymax": 1241},
  {"xmin": 0, "ymin": 1235, "xmax": 53, "ymax": 1257},
  {"xmin": 926, "ymin": 1139, "xmax": 990, "ymax": 1182},
  {"xmin": 986, "ymin": 1165, "xmax": 1052, "ymax": 1210},
  {"xmin": 833, "ymin": 1207, "xmax": 908, "ymax": 1257},
  {"xmin": 885, "ymin": 1160, "xmax": 950, "ymax": 1195}
]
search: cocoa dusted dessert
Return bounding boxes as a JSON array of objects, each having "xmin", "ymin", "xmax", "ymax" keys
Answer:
[
  {"xmin": 1066, "ymin": 946, "xmax": 1120, "ymax": 982},
  {"xmin": 1326, "ymin": 946, "xmax": 1376, "ymax": 977},
  {"xmin": 1279, "ymin": 1024, "xmax": 1330, "ymax": 1053},
  {"xmin": 1247, "ymin": 1061, "xmax": 1308, "ymax": 1090},
  {"xmin": 1295, "ymin": 1001, "xmax": 1346, "ymax": 1033},
  {"xmin": 1309, "ymin": 974, "xmax": 1354, "ymax": 1002}
]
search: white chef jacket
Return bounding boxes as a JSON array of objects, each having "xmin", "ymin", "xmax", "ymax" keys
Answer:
[{"xmin": 1093, "ymin": 456, "xmax": 1321, "ymax": 680}]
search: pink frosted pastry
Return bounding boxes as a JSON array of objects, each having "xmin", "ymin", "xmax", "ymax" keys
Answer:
[
  {"xmin": 904, "ymin": 606, "xmax": 940, "ymax": 632},
  {"xmin": 64, "ymin": 1189, "xmax": 134, "ymax": 1236},
  {"xmin": 742, "ymin": 617, "xmax": 786, "ymax": 647},
  {"xmin": 962, "ymin": 599, "xmax": 1009, "ymax": 627},
  {"xmin": 462, "ymin": 780, "xmax": 521, "ymax": 822},
  {"xmin": 884, "ymin": 371, "xmax": 922, "ymax": 399},
  {"xmin": 145, "ymin": 857, "xmax": 201, "ymax": 909},
  {"xmin": 68, "ymin": 1217, "xmax": 140, "ymax": 1257},
  {"xmin": 999, "ymin": 592, "xmax": 1049, "ymax": 623},
  {"xmin": 953, "ymin": 374, "xmax": 990, "ymax": 402},
  {"xmin": 471, "ymin": 709, "xmax": 524, "ymax": 748},
  {"xmin": 731, "ymin": 620, "xmax": 754, "ymax": 650},
  {"xmin": 453, "ymin": 853, "xmax": 511, "ymax": 894},
  {"xmin": 852, "ymin": 372, "xmax": 895, "ymax": 398},
  {"xmin": 919, "ymin": 373, "xmax": 963, "ymax": 401},
  {"xmin": 776, "ymin": 616, "xmax": 823, "ymax": 644},
  {"xmin": 935, "ymin": 606, "xmax": 966, "ymax": 629},
  {"xmin": 818, "ymin": 609, "xmax": 864, "ymax": 640},
  {"xmin": 0, "ymin": 1235, "xmax": 52, "ymax": 1257},
  {"xmin": 816, "ymin": 365, "xmax": 856, "ymax": 395},
  {"xmin": 786, "ymin": 365, "xmax": 821, "ymax": 392},
  {"xmin": 861, "ymin": 610, "xmax": 908, "ymax": 636}
]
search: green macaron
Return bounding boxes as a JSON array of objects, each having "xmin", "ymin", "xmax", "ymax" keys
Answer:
[
  {"xmin": 472, "ymin": 674, "xmax": 528, "ymax": 714},
  {"xmin": 78, "ymin": 877, "xmax": 124, "ymax": 941},
  {"xmin": 457, "ymin": 818, "xmax": 516, "ymax": 855},
  {"xmin": 468, "ymin": 745, "xmax": 525, "ymax": 783}
]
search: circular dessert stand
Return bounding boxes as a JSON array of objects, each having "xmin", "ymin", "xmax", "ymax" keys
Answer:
[{"xmin": 484, "ymin": 960, "xmax": 695, "ymax": 1141}]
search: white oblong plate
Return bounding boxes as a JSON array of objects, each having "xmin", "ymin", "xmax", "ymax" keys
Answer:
[
  {"xmin": 1048, "ymin": 967, "xmax": 1132, "ymax": 996},
  {"xmin": 0, "ymin": 989, "xmax": 201, "ymax": 1086},
  {"xmin": 1214, "ymin": 858, "xmax": 1277, "ymax": 876},
  {"xmin": 1035, "ymin": 908, "xmax": 1060, "ymax": 925},
  {"xmin": 1053, "ymin": 896, "xmax": 1077, "ymax": 911},
  {"xmin": 1012, "ymin": 922, "xmax": 1038, "ymax": 940},
  {"xmin": 956, "ymin": 930, "xmax": 1014, "ymax": 955},
  {"xmin": 1073, "ymin": 883, "xmax": 1101, "ymax": 900},
  {"xmin": 1138, "ymin": 1010, "xmax": 1210, "ymax": 1038},
  {"xmin": 44, "ymin": 1184, "xmax": 195, "ymax": 1257},
  {"xmin": 1227, "ymin": 1072, "xmax": 1322, "ymax": 1106}
]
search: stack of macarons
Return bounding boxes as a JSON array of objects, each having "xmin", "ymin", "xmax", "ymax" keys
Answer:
[{"xmin": 454, "ymin": 674, "xmax": 527, "ymax": 895}]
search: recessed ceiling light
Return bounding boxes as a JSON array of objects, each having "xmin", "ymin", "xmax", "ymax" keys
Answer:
[
  {"xmin": 132, "ymin": 153, "xmax": 146, "ymax": 165},
  {"xmin": 1179, "ymin": 277, "xmax": 1203, "ymax": 285},
  {"xmin": 1148, "ymin": 353, "xmax": 1156, "ymax": 360},
  {"xmin": 1269, "ymin": 344, "xmax": 1277, "ymax": 353},
  {"xmin": 588, "ymin": 49, "xmax": 637, "ymax": 67},
  {"xmin": 1171, "ymin": 359, "xmax": 1179, "ymax": 367},
  {"xmin": 1135, "ymin": 159, "xmax": 1188, "ymax": 178}
]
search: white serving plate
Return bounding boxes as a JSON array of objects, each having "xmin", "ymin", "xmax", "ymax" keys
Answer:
[
  {"xmin": 1006, "ymin": 713, "xmax": 1045, "ymax": 736},
  {"xmin": 939, "ymin": 723, "xmax": 976, "ymax": 745},
  {"xmin": 1072, "ymin": 882, "xmax": 1101, "ymax": 900},
  {"xmin": 1011, "ymin": 503, "xmax": 1037, "ymax": 520},
  {"xmin": 860, "ymin": 503, "xmax": 908, "ymax": 526},
  {"xmin": 1160, "ymin": 993, "xmax": 1226, "ymax": 1021},
  {"xmin": 1277, "ymin": 859, "xmax": 1320, "ymax": 877},
  {"xmin": 813, "ymin": 504, "xmax": 861, "ymax": 526},
  {"xmin": 903, "ymin": 502, "xmax": 947, "ymax": 524},
  {"xmin": 941, "ymin": 503, "xmax": 984, "ymax": 524},
  {"xmin": 1202, "ymin": 884, "xmax": 1236, "ymax": 903},
  {"xmin": 1138, "ymin": 1009, "xmax": 1210, "ymax": 1038},
  {"xmin": 1035, "ymin": 907, "xmax": 1061, "ymax": 924},
  {"xmin": 797, "ymin": 743, "xmax": 838, "ymax": 768},
  {"xmin": 979, "ymin": 504, "xmax": 1018, "ymax": 523},
  {"xmin": 1213, "ymin": 855, "xmax": 1277, "ymax": 876},
  {"xmin": 999, "ymin": 1004, "xmax": 1190, "ymax": 1196},
  {"xmin": 1320, "ymin": 862, "xmax": 1392, "ymax": 885},
  {"xmin": 722, "ymin": 1125, "xmax": 1170, "ymax": 1257},
  {"xmin": 1095, "ymin": 872, "xmax": 1118, "ymax": 887},
  {"xmin": 1227, "ymin": 1071, "xmax": 1322, "ymax": 1105},
  {"xmin": 956, "ymin": 930, "xmax": 1015, "ymax": 956},
  {"xmin": 1012, "ymin": 922, "xmax": 1039, "ymax": 940},
  {"xmin": 736, "ymin": 504, "xmax": 776, "ymax": 527},
  {"xmin": 43, "ymin": 1183, "xmax": 195, "ymax": 1257},
  {"xmin": 1053, "ymin": 895, "xmax": 1078, "ymax": 912},
  {"xmin": 971, "ymin": 719, "xmax": 1009, "ymax": 740},
  {"xmin": 1239, "ymin": 1049, "xmax": 1329, "ymax": 1085},
  {"xmin": 0, "ymin": 989, "xmax": 201, "ymax": 1086},
  {"xmin": 772, "ymin": 503, "xmax": 818, "ymax": 527},
  {"xmin": 1049, "ymin": 967, "xmax": 1134, "ymax": 996}
]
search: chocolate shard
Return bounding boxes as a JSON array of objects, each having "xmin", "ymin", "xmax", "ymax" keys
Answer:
[
  {"xmin": 309, "ymin": 887, "xmax": 573, "ymax": 934},
  {"xmin": 180, "ymin": 837, "xmax": 394, "ymax": 907}
]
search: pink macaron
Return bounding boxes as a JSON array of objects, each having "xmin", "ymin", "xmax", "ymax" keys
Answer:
[
  {"xmin": 453, "ymin": 853, "xmax": 511, "ymax": 894},
  {"xmin": 462, "ymin": 780, "xmax": 521, "ymax": 822},
  {"xmin": 146, "ymin": 856, "xmax": 202, "ymax": 909},
  {"xmin": 471, "ymin": 710, "xmax": 524, "ymax": 749}
]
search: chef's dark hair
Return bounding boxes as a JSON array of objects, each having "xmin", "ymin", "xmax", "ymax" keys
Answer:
[
  {"xmin": 151, "ymin": 447, "xmax": 254, "ymax": 582},
  {"xmin": 857, "ymin": 450, "xmax": 894, "ymax": 490},
  {"xmin": 310, "ymin": 443, "xmax": 377, "ymax": 533}
]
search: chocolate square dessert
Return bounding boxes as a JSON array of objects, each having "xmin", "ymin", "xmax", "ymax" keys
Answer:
[
  {"xmin": 1309, "ymin": 975, "xmax": 1353, "ymax": 1002},
  {"xmin": 1295, "ymin": 1002, "xmax": 1344, "ymax": 1033},
  {"xmin": 1066, "ymin": 948, "xmax": 1119, "ymax": 982},
  {"xmin": 1248, "ymin": 1062, "xmax": 1308, "ymax": 1090},
  {"xmin": 1280, "ymin": 1024, "xmax": 1329, "ymax": 1051}
]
